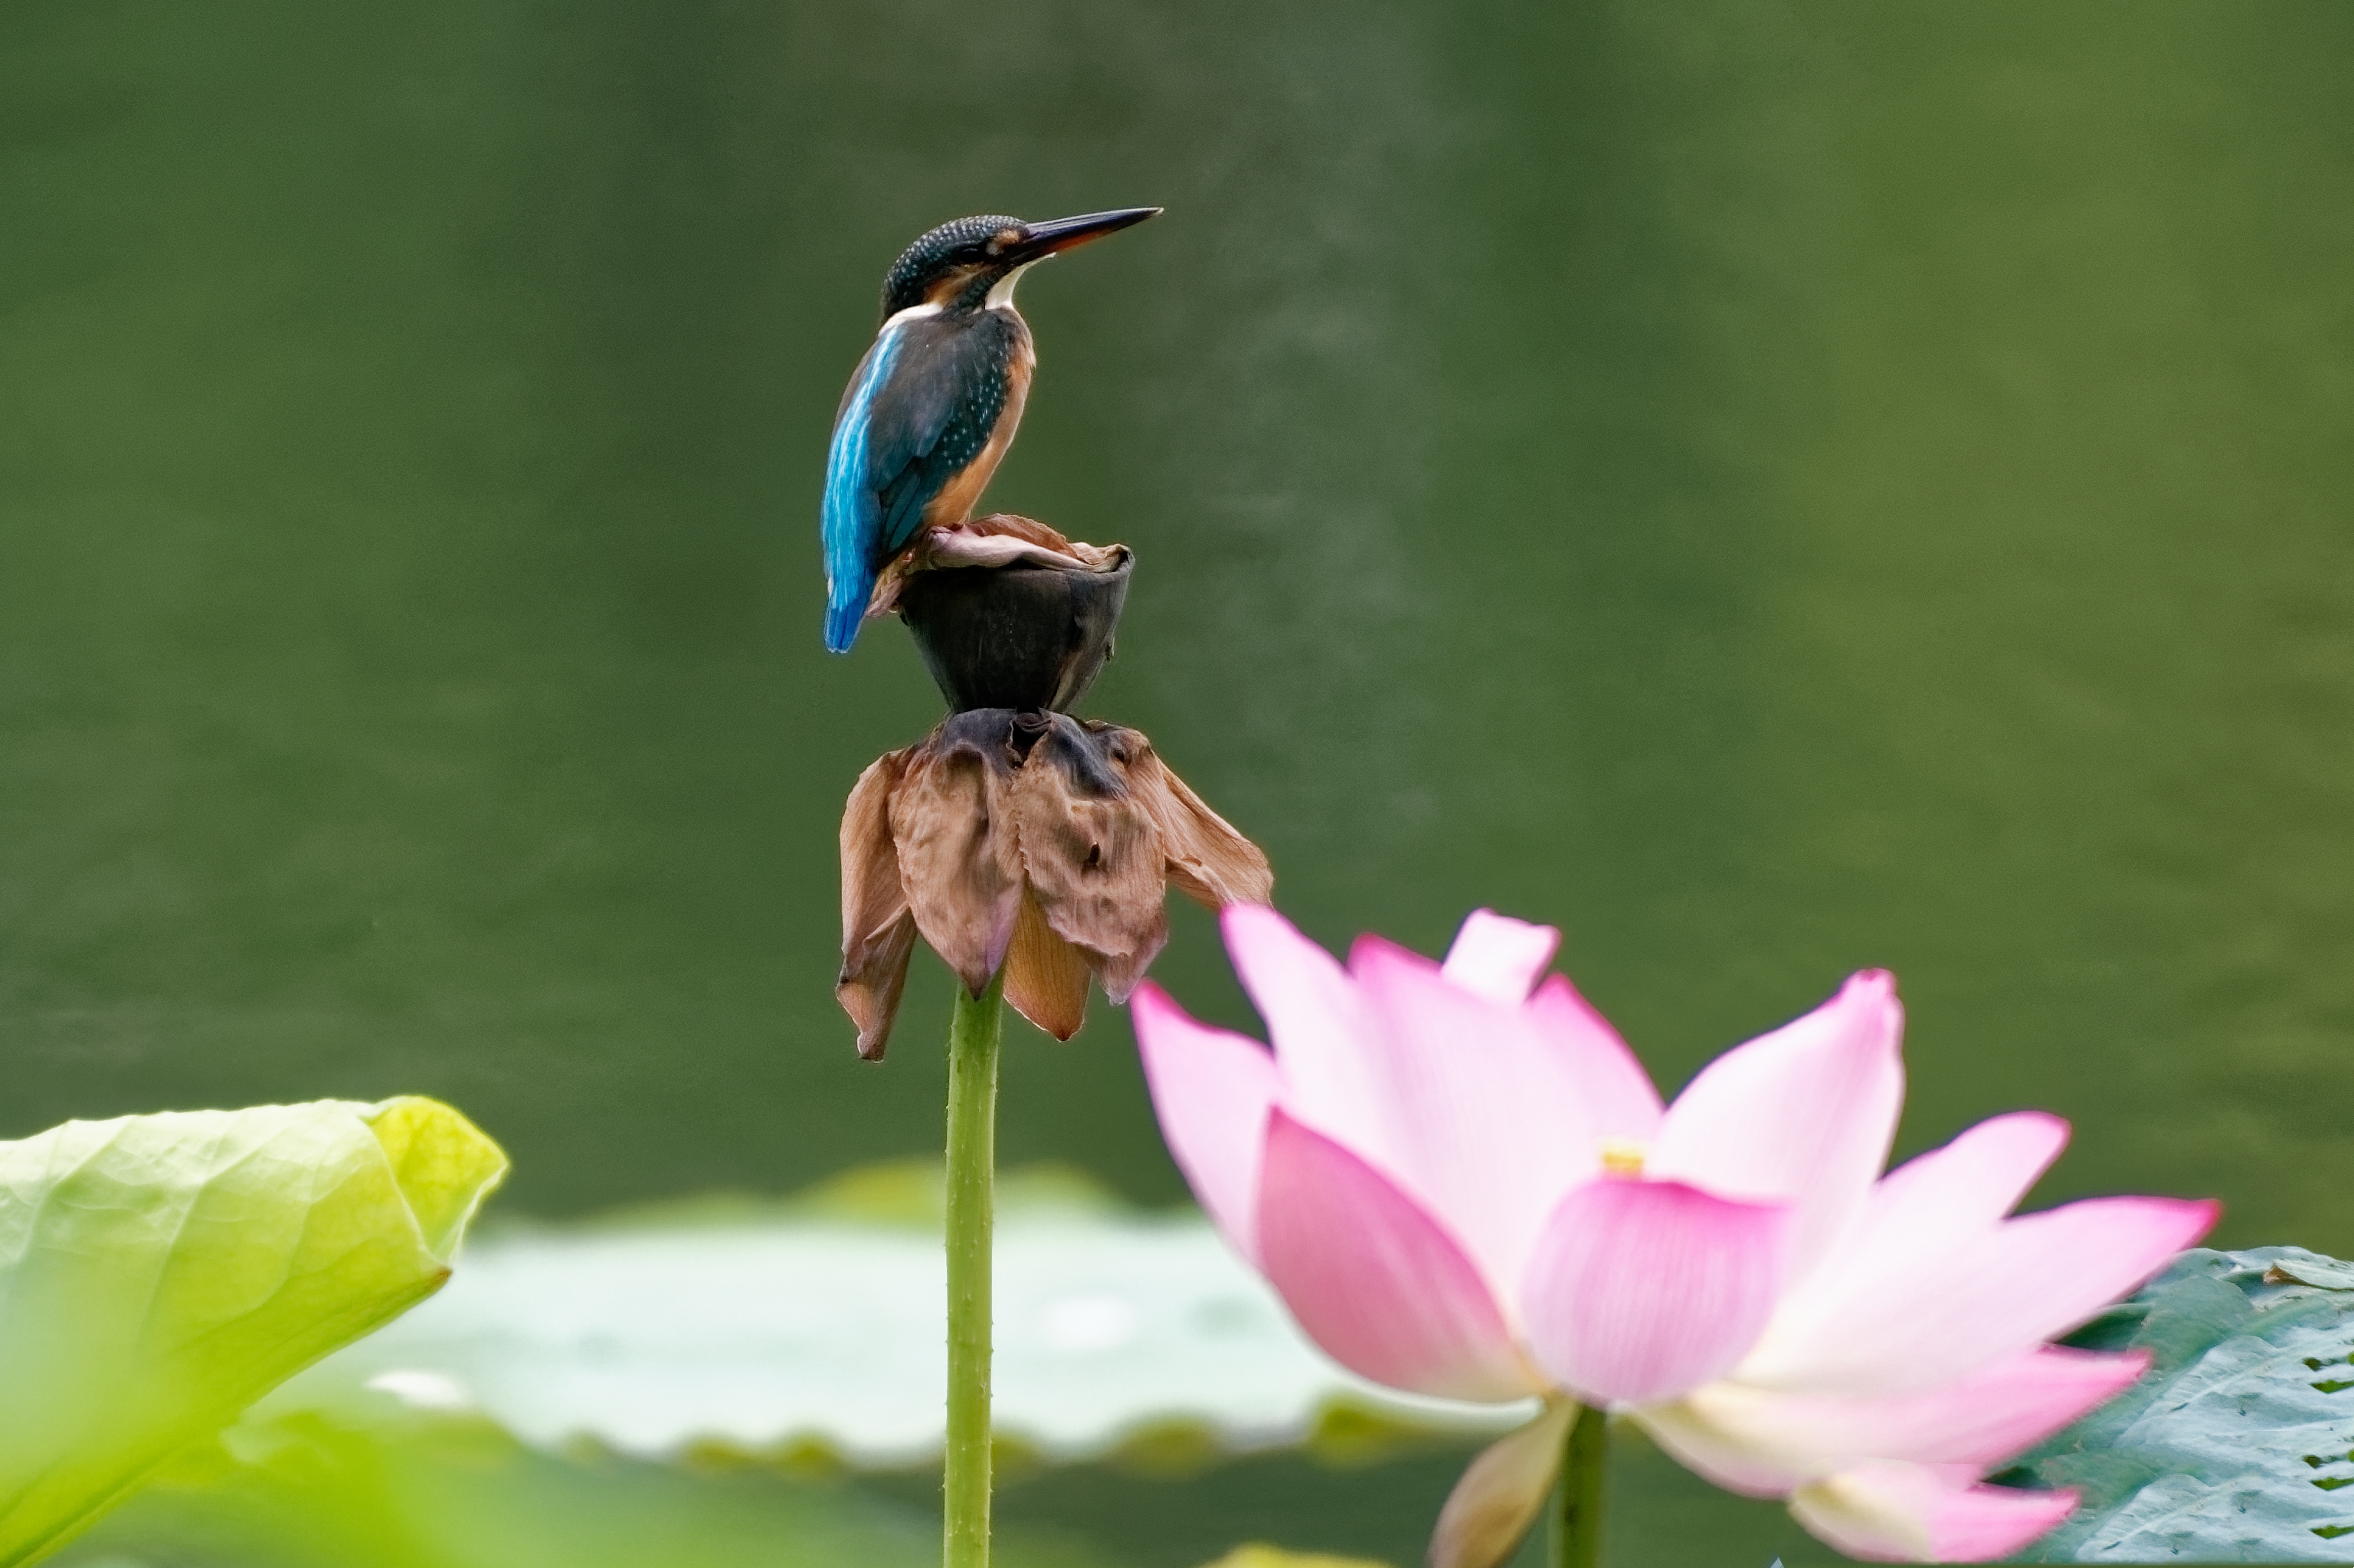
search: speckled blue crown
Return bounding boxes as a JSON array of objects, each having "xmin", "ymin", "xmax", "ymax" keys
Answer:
[{"xmin": 880, "ymin": 214, "xmax": 1024, "ymax": 318}]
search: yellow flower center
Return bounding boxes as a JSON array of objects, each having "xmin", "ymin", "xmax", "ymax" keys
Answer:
[{"xmin": 1599, "ymin": 1137, "xmax": 1648, "ymax": 1177}]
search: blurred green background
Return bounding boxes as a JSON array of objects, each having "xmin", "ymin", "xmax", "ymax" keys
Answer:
[{"xmin": 4, "ymin": 0, "xmax": 2350, "ymax": 1563}]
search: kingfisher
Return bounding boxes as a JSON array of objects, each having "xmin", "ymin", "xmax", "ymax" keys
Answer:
[{"xmin": 820, "ymin": 207, "xmax": 1161, "ymax": 652}]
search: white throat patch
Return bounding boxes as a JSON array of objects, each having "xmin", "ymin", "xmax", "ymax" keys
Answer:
[{"xmin": 985, "ymin": 262, "xmax": 1037, "ymax": 312}]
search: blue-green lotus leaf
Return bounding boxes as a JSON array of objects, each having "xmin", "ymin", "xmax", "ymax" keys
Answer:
[
  {"xmin": 0, "ymin": 1097, "xmax": 506, "ymax": 1566},
  {"xmin": 2011, "ymin": 1246, "xmax": 2354, "ymax": 1561}
]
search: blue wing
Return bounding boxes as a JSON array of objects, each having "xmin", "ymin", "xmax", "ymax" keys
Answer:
[
  {"xmin": 820, "ymin": 313, "xmax": 1016, "ymax": 653},
  {"xmin": 821, "ymin": 329, "xmax": 906, "ymax": 653}
]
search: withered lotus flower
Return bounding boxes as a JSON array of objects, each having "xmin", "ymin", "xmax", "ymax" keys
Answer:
[
  {"xmin": 839, "ymin": 707, "xmax": 1271, "ymax": 1058},
  {"xmin": 838, "ymin": 512, "xmax": 1269, "ymax": 1058}
]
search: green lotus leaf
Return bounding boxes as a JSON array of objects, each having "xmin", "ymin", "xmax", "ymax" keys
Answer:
[{"xmin": 0, "ymin": 1097, "xmax": 507, "ymax": 1566}]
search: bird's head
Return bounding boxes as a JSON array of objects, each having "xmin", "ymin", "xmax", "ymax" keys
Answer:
[{"xmin": 879, "ymin": 208, "xmax": 1161, "ymax": 322}]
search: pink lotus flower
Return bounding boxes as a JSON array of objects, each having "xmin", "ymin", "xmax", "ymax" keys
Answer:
[{"xmin": 1132, "ymin": 905, "xmax": 2218, "ymax": 1564}]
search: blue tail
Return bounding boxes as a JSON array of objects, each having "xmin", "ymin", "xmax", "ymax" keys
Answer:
[{"xmin": 823, "ymin": 586, "xmax": 869, "ymax": 654}]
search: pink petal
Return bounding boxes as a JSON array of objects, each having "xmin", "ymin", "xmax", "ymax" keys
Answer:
[
  {"xmin": 1525, "ymin": 974, "xmax": 1663, "ymax": 1143},
  {"xmin": 1521, "ymin": 1177, "xmax": 1789, "ymax": 1406},
  {"xmin": 1649, "ymin": 971, "xmax": 1904, "ymax": 1282},
  {"xmin": 1220, "ymin": 904, "xmax": 1401, "ymax": 1176},
  {"xmin": 1131, "ymin": 982, "xmax": 1281, "ymax": 1264},
  {"xmin": 1756, "ymin": 1111, "xmax": 2073, "ymax": 1364},
  {"xmin": 1844, "ymin": 1111, "xmax": 2073, "ymax": 1254},
  {"xmin": 1439, "ymin": 908, "xmax": 1560, "ymax": 1004},
  {"xmin": 1789, "ymin": 1461, "xmax": 2078, "ymax": 1563},
  {"xmin": 1340, "ymin": 937, "xmax": 1614, "ymax": 1294},
  {"xmin": 1219, "ymin": 910, "xmax": 1664, "ymax": 1295},
  {"xmin": 1256, "ymin": 1108, "xmax": 1536, "ymax": 1403},
  {"xmin": 1741, "ymin": 1195, "xmax": 2217, "ymax": 1396},
  {"xmin": 1635, "ymin": 1347, "xmax": 2148, "ymax": 1497}
]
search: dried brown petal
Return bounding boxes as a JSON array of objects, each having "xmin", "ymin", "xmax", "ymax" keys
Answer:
[
  {"xmin": 838, "ymin": 750, "xmax": 919, "ymax": 1060},
  {"xmin": 960, "ymin": 512, "xmax": 1085, "ymax": 555},
  {"xmin": 1002, "ymin": 890, "xmax": 1092, "ymax": 1040},
  {"xmin": 836, "ymin": 704, "xmax": 1272, "ymax": 1056},
  {"xmin": 1010, "ymin": 716, "xmax": 1170, "ymax": 1004},
  {"xmin": 866, "ymin": 513, "xmax": 1127, "ymax": 616},
  {"xmin": 1127, "ymin": 741, "xmax": 1274, "ymax": 909},
  {"xmin": 841, "ymin": 750, "xmax": 910, "ymax": 954},
  {"xmin": 888, "ymin": 718, "xmax": 1023, "ymax": 996},
  {"xmin": 838, "ymin": 912, "xmax": 917, "ymax": 1062}
]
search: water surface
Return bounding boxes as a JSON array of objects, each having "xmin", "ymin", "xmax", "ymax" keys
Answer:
[{"xmin": 5, "ymin": 2, "xmax": 2351, "ymax": 1560}]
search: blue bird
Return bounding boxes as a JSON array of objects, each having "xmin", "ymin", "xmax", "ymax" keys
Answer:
[{"xmin": 820, "ymin": 207, "xmax": 1161, "ymax": 652}]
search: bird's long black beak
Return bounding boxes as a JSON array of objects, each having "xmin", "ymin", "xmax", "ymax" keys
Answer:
[{"xmin": 1011, "ymin": 207, "xmax": 1161, "ymax": 263}]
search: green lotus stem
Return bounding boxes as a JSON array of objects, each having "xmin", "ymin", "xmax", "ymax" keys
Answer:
[
  {"xmin": 943, "ymin": 969, "xmax": 1006, "ymax": 1568},
  {"xmin": 1556, "ymin": 1402, "xmax": 1609, "ymax": 1568}
]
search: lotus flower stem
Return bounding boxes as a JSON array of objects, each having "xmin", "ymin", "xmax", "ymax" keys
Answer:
[
  {"xmin": 1555, "ymin": 1403, "xmax": 1608, "ymax": 1568},
  {"xmin": 944, "ymin": 968, "xmax": 1006, "ymax": 1568}
]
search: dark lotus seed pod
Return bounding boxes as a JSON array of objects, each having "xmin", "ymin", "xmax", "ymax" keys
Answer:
[{"xmin": 879, "ymin": 515, "xmax": 1133, "ymax": 714}]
